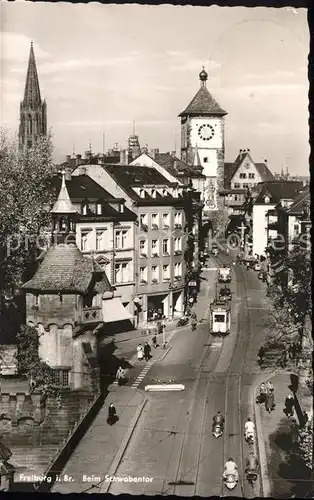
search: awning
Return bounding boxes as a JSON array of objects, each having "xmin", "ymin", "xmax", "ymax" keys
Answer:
[{"xmin": 102, "ymin": 297, "xmax": 133, "ymax": 323}]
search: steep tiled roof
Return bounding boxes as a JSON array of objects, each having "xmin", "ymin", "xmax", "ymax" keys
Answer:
[
  {"xmin": 52, "ymin": 175, "xmax": 136, "ymax": 220},
  {"xmin": 104, "ymin": 164, "xmax": 176, "ymax": 200},
  {"xmin": 224, "ymin": 162, "xmax": 239, "ymax": 188},
  {"xmin": 53, "ymin": 175, "xmax": 115, "ymax": 201},
  {"xmin": 286, "ymin": 187, "xmax": 310, "ymax": 215},
  {"xmin": 254, "ymin": 181, "xmax": 303, "ymax": 205},
  {"xmin": 179, "ymin": 86, "xmax": 227, "ymax": 117},
  {"xmin": 155, "ymin": 153, "xmax": 203, "ymax": 178},
  {"xmin": 255, "ymin": 163, "xmax": 274, "ymax": 181},
  {"xmin": 22, "ymin": 244, "xmax": 112, "ymax": 293}
]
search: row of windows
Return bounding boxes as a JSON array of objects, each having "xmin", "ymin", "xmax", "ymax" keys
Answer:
[
  {"xmin": 139, "ymin": 263, "xmax": 183, "ymax": 283},
  {"xmin": 139, "ymin": 212, "xmax": 183, "ymax": 229},
  {"xmin": 81, "ymin": 229, "xmax": 129, "ymax": 251},
  {"xmin": 138, "ymin": 187, "xmax": 183, "ymax": 199},
  {"xmin": 233, "ymin": 182, "xmax": 256, "ymax": 189},
  {"xmin": 239, "ymin": 173, "xmax": 255, "ymax": 179},
  {"xmin": 81, "ymin": 202, "xmax": 124, "ymax": 216},
  {"xmin": 139, "ymin": 237, "xmax": 182, "ymax": 256}
]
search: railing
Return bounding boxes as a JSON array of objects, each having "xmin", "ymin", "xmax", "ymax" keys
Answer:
[{"xmin": 81, "ymin": 307, "xmax": 102, "ymax": 324}]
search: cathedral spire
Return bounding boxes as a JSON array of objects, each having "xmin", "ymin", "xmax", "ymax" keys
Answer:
[
  {"xmin": 23, "ymin": 41, "xmax": 41, "ymax": 107},
  {"xmin": 19, "ymin": 41, "xmax": 47, "ymax": 150}
]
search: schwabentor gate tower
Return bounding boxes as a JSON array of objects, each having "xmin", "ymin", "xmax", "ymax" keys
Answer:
[{"xmin": 179, "ymin": 68, "xmax": 227, "ymax": 229}]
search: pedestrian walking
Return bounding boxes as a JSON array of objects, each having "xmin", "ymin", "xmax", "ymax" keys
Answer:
[
  {"xmin": 266, "ymin": 380, "xmax": 274, "ymax": 394},
  {"xmin": 107, "ymin": 403, "xmax": 117, "ymax": 425},
  {"xmin": 152, "ymin": 335, "xmax": 158, "ymax": 348},
  {"xmin": 137, "ymin": 344, "xmax": 144, "ymax": 361},
  {"xmin": 144, "ymin": 342, "xmax": 151, "ymax": 361},
  {"xmin": 280, "ymin": 350, "xmax": 288, "ymax": 368},
  {"xmin": 191, "ymin": 312, "xmax": 197, "ymax": 320},
  {"xmin": 116, "ymin": 366, "xmax": 126, "ymax": 385},
  {"xmin": 258, "ymin": 383, "xmax": 267, "ymax": 404},
  {"xmin": 265, "ymin": 390, "xmax": 275, "ymax": 413},
  {"xmin": 257, "ymin": 346, "xmax": 265, "ymax": 366},
  {"xmin": 285, "ymin": 394, "xmax": 295, "ymax": 417}
]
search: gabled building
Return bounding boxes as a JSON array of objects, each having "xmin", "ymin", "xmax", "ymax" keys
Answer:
[
  {"xmin": 276, "ymin": 186, "xmax": 311, "ymax": 254},
  {"xmin": 19, "ymin": 42, "xmax": 47, "ymax": 150},
  {"xmin": 223, "ymin": 149, "xmax": 274, "ymax": 216},
  {"xmin": 52, "ymin": 171, "xmax": 137, "ymax": 317},
  {"xmin": 252, "ymin": 180, "xmax": 303, "ymax": 257},
  {"xmin": 22, "ymin": 173, "xmax": 128, "ymax": 390},
  {"xmin": 71, "ymin": 163, "xmax": 188, "ymax": 324}
]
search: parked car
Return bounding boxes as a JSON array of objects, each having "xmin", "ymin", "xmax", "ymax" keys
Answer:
[
  {"xmin": 212, "ymin": 246, "xmax": 219, "ymax": 256},
  {"xmin": 258, "ymin": 271, "xmax": 267, "ymax": 282}
]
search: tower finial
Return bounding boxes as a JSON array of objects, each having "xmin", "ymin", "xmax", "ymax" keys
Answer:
[{"xmin": 199, "ymin": 66, "xmax": 208, "ymax": 87}]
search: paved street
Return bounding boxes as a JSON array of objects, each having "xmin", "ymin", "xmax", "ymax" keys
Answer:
[{"xmin": 106, "ymin": 253, "xmax": 270, "ymax": 497}]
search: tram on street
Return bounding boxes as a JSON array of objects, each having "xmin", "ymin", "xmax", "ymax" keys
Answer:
[{"xmin": 209, "ymin": 300, "xmax": 231, "ymax": 336}]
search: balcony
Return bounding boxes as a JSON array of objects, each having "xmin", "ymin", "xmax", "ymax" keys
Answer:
[
  {"xmin": 162, "ymin": 225, "xmax": 169, "ymax": 229},
  {"xmin": 140, "ymin": 224, "xmax": 148, "ymax": 232},
  {"xmin": 140, "ymin": 252, "xmax": 148, "ymax": 258},
  {"xmin": 152, "ymin": 224, "xmax": 159, "ymax": 230},
  {"xmin": 174, "ymin": 224, "xmax": 182, "ymax": 229},
  {"xmin": 152, "ymin": 252, "xmax": 159, "ymax": 258},
  {"xmin": 81, "ymin": 307, "xmax": 103, "ymax": 324},
  {"xmin": 174, "ymin": 250, "xmax": 182, "ymax": 256}
]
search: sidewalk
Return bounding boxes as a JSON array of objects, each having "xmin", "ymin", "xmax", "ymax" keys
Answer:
[
  {"xmin": 52, "ymin": 386, "xmax": 147, "ymax": 494},
  {"xmin": 255, "ymin": 372, "xmax": 313, "ymax": 498}
]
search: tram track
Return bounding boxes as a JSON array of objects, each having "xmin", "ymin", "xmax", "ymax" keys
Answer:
[
  {"xmin": 217, "ymin": 251, "xmax": 262, "ymax": 498},
  {"xmin": 105, "ymin": 251, "xmax": 262, "ymax": 497}
]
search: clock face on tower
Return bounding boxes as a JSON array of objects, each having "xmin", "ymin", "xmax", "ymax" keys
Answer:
[{"xmin": 198, "ymin": 124, "xmax": 215, "ymax": 141}]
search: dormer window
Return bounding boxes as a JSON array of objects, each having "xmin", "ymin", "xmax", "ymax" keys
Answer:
[
  {"xmin": 264, "ymin": 195, "xmax": 270, "ymax": 204},
  {"xmin": 82, "ymin": 203, "xmax": 88, "ymax": 215},
  {"xmin": 140, "ymin": 189, "xmax": 145, "ymax": 199},
  {"xmin": 119, "ymin": 203, "xmax": 124, "ymax": 213},
  {"xmin": 163, "ymin": 189, "xmax": 168, "ymax": 196},
  {"xmin": 96, "ymin": 203, "xmax": 102, "ymax": 215},
  {"xmin": 151, "ymin": 189, "xmax": 156, "ymax": 198}
]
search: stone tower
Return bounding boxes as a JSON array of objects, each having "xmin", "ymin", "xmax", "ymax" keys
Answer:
[
  {"xmin": 179, "ymin": 68, "xmax": 227, "ymax": 228},
  {"xmin": 19, "ymin": 41, "xmax": 47, "ymax": 150}
]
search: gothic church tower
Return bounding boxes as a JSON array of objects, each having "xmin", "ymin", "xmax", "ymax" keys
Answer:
[{"xmin": 19, "ymin": 41, "xmax": 47, "ymax": 150}]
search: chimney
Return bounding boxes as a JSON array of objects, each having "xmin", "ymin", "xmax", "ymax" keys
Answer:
[
  {"xmin": 66, "ymin": 154, "xmax": 71, "ymax": 162},
  {"xmin": 247, "ymin": 149, "xmax": 250, "ymax": 153},
  {"xmin": 79, "ymin": 165, "xmax": 86, "ymax": 175},
  {"xmin": 76, "ymin": 154, "xmax": 82, "ymax": 166},
  {"xmin": 98, "ymin": 153, "xmax": 105, "ymax": 165},
  {"xmin": 120, "ymin": 149, "xmax": 127, "ymax": 164},
  {"xmin": 125, "ymin": 149, "xmax": 129, "ymax": 164},
  {"xmin": 171, "ymin": 151, "xmax": 176, "ymax": 158},
  {"xmin": 85, "ymin": 151, "xmax": 92, "ymax": 160},
  {"xmin": 64, "ymin": 167, "xmax": 72, "ymax": 181},
  {"xmin": 264, "ymin": 159, "xmax": 267, "ymax": 164}
]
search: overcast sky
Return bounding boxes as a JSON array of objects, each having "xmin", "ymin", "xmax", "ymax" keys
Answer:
[{"xmin": 1, "ymin": 4, "xmax": 309, "ymax": 175}]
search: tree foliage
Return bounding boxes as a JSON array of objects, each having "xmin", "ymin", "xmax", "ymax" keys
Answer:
[
  {"xmin": 262, "ymin": 245, "xmax": 312, "ymax": 366},
  {"xmin": 0, "ymin": 129, "xmax": 58, "ymax": 304},
  {"xmin": 297, "ymin": 414, "xmax": 313, "ymax": 471},
  {"xmin": 16, "ymin": 325, "xmax": 60, "ymax": 396}
]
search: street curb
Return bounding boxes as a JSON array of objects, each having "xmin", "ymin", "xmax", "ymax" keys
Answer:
[
  {"xmin": 100, "ymin": 395, "xmax": 148, "ymax": 493},
  {"xmin": 254, "ymin": 390, "xmax": 271, "ymax": 497},
  {"xmin": 159, "ymin": 345, "xmax": 172, "ymax": 361}
]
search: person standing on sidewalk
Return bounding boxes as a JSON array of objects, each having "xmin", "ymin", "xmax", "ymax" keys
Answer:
[
  {"xmin": 137, "ymin": 344, "xmax": 144, "ymax": 361},
  {"xmin": 152, "ymin": 334, "xmax": 158, "ymax": 348},
  {"xmin": 144, "ymin": 342, "xmax": 151, "ymax": 361},
  {"xmin": 266, "ymin": 380, "xmax": 274, "ymax": 394},
  {"xmin": 285, "ymin": 394, "xmax": 295, "ymax": 417},
  {"xmin": 107, "ymin": 403, "xmax": 117, "ymax": 425}
]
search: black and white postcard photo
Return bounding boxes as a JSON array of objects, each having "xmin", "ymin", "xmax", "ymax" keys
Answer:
[{"xmin": 0, "ymin": 3, "xmax": 311, "ymax": 497}]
